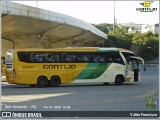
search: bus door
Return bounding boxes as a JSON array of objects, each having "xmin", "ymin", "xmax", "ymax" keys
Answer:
[
  {"xmin": 130, "ymin": 56, "xmax": 144, "ymax": 82},
  {"xmin": 5, "ymin": 50, "xmax": 14, "ymax": 82},
  {"xmin": 1, "ymin": 57, "xmax": 6, "ymax": 76},
  {"xmin": 132, "ymin": 59, "xmax": 139, "ymax": 82}
]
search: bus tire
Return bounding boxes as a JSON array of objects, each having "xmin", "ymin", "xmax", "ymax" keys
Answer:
[
  {"xmin": 49, "ymin": 76, "xmax": 60, "ymax": 87},
  {"xmin": 37, "ymin": 76, "xmax": 48, "ymax": 87},
  {"xmin": 115, "ymin": 75, "xmax": 124, "ymax": 85}
]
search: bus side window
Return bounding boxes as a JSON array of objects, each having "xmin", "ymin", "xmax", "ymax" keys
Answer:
[
  {"xmin": 68, "ymin": 54, "xmax": 76, "ymax": 62},
  {"xmin": 53, "ymin": 53, "xmax": 60, "ymax": 62},
  {"xmin": 107, "ymin": 52, "xmax": 116, "ymax": 63},
  {"xmin": 93, "ymin": 54, "xmax": 99, "ymax": 63},
  {"xmin": 108, "ymin": 52, "xmax": 125, "ymax": 65},
  {"xmin": 75, "ymin": 53, "xmax": 92, "ymax": 63},
  {"xmin": 77, "ymin": 54, "xmax": 82, "ymax": 62},
  {"xmin": 72, "ymin": 54, "xmax": 76, "ymax": 62},
  {"xmin": 62, "ymin": 54, "xmax": 67, "ymax": 62},
  {"xmin": 107, "ymin": 53, "xmax": 113, "ymax": 63},
  {"xmin": 35, "ymin": 53, "xmax": 45, "ymax": 62},
  {"xmin": 17, "ymin": 52, "xmax": 30, "ymax": 62},
  {"xmin": 108, "ymin": 58, "xmax": 113, "ymax": 62},
  {"xmin": 61, "ymin": 53, "xmax": 76, "ymax": 62},
  {"xmin": 99, "ymin": 56, "xmax": 105, "ymax": 62},
  {"xmin": 114, "ymin": 53, "xmax": 125, "ymax": 65},
  {"xmin": 37, "ymin": 56, "xmax": 42, "ymax": 62},
  {"xmin": 82, "ymin": 55, "xmax": 88, "ymax": 62},
  {"xmin": 47, "ymin": 53, "xmax": 52, "ymax": 62},
  {"xmin": 30, "ymin": 53, "xmax": 36, "ymax": 62}
]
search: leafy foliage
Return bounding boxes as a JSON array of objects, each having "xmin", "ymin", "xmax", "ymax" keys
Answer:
[
  {"xmin": 94, "ymin": 23, "xmax": 159, "ymax": 61},
  {"xmin": 132, "ymin": 32, "xmax": 159, "ymax": 61}
]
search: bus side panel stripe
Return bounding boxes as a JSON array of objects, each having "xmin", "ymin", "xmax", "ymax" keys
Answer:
[
  {"xmin": 85, "ymin": 63, "xmax": 111, "ymax": 79},
  {"xmin": 74, "ymin": 63, "xmax": 111, "ymax": 80},
  {"xmin": 73, "ymin": 63, "xmax": 100, "ymax": 80}
]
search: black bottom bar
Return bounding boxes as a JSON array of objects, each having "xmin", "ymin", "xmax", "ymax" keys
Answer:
[{"xmin": 1, "ymin": 111, "xmax": 159, "ymax": 118}]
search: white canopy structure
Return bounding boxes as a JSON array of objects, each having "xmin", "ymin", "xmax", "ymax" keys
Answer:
[{"xmin": 1, "ymin": 1, "xmax": 108, "ymax": 55}]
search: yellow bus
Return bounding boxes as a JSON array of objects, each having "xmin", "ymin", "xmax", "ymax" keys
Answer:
[
  {"xmin": 1, "ymin": 56, "xmax": 6, "ymax": 76},
  {"xmin": 5, "ymin": 47, "xmax": 144, "ymax": 87}
]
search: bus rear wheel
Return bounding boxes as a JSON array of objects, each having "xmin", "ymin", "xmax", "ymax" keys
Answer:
[
  {"xmin": 49, "ymin": 76, "xmax": 60, "ymax": 87},
  {"xmin": 115, "ymin": 75, "xmax": 124, "ymax": 85},
  {"xmin": 37, "ymin": 77, "xmax": 48, "ymax": 87}
]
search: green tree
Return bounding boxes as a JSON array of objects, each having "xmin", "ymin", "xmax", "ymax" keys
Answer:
[
  {"xmin": 106, "ymin": 26, "xmax": 132, "ymax": 50},
  {"xmin": 93, "ymin": 23, "xmax": 158, "ymax": 61},
  {"xmin": 132, "ymin": 32, "xmax": 159, "ymax": 61}
]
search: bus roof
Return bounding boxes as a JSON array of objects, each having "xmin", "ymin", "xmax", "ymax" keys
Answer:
[
  {"xmin": 118, "ymin": 48, "xmax": 135, "ymax": 55},
  {"xmin": 10, "ymin": 47, "xmax": 135, "ymax": 53}
]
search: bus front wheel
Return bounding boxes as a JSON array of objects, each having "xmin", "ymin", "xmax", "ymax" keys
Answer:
[
  {"xmin": 37, "ymin": 76, "xmax": 48, "ymax": 87},
  {"xmin": 115, "ymin": 75, "xmax": 124, "ymax": 85},
  {"xmin": 49, "ymin": 76, "xmax": 60, "ymax": 87}
]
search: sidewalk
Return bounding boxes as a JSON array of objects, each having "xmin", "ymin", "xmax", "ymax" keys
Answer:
[{"xmin": 140, "ymin": 66, "xmax": 159, "ymax": 74}]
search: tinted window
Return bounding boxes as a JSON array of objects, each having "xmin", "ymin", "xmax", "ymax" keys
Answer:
[
  {"xmin": 17, "ymin": 51, "xmax": 124, "ymax": 64},
  {"xmin": 48, "ymin": 53, "xmax": 60, "ymax": 62},
  {"xmin": 121, "ymin": 52, "xmax": 135, "ymax": 65},
  {"xmin": 61, "ymin": 53, "xmax": 76, "ymax": 62},
  {"xmin": 17, "ymin": 52, "xmax": 60, "ymax": 63},
  {"xmin": 107, "ymin": 52, "xmax": 125, "ymax": 65},
  {"xmin": 92, "ymin": 53, "xmax": 107, "ymax": 63},
  {"xmin": 18, "ymin": 52, "xmax": 30, "ymax": 62},
  {"xmin": 78, "ymin": 53, "xmax": 92, "ymax": 62}
]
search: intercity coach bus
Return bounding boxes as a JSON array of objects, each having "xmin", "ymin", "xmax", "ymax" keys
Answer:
[{"xmin": 5, "ymin": 47, "xmax": 144, "ymax": 87}]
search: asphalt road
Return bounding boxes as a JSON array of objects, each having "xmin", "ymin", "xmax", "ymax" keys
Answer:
[{"xmin": 1, "ymin": 67, "xmax": 159, "ymax": 118}]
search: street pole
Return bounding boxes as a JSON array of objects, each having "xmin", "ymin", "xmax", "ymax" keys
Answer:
[
  {"xmin": 37, "ymin": 0, "xmax": 38, "ymax": 8},
  {"xmin": 113, "ymin": 0, "xmax": 115, "ymax": 33}
]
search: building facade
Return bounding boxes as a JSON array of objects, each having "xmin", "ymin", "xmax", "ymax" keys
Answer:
[{"xmin": 119, "ymin": 23, "xmax": 159, "ymax": 33}]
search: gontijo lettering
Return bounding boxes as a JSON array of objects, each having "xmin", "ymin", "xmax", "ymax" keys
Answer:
[{"xmin": 43, "ymin": 64, "xmax": 76, "ymax": 69}]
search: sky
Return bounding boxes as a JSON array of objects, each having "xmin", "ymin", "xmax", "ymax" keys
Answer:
[{"xmin": 12, "ymin": 1, "xmax": 159, "ymax": 24}]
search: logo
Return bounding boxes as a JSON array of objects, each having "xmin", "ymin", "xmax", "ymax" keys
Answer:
[
  {"xmin": 2, "ymin": 112, "xmax": 11, "ymax": 117},
  {"xmin": 146, "ymin": 97, "xmax": 157, "ymax": 110},
  {"xmin": 140, "ymin": 1, "xmax": 152, "ymax": 7},
  {"xmin": 136, "ymin": 1, "xmax": 157, "ymax": 12}
]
